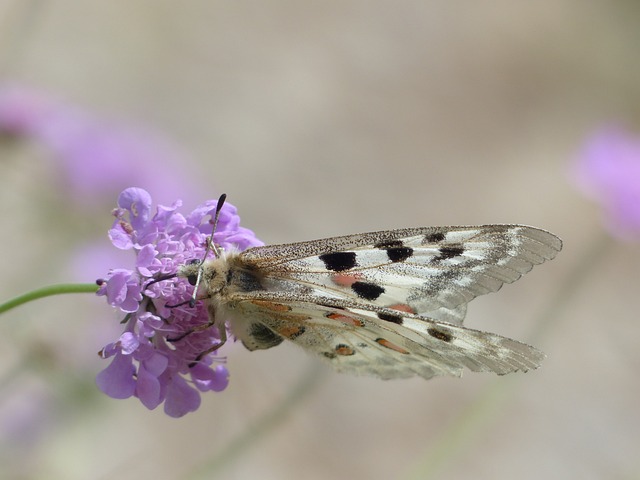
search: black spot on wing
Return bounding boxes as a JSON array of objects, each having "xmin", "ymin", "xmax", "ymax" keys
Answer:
[
  {"xmin": 374, "ymin": 240, "xmax": 414, "ymax": 263},
  {"xmin": 374, "ymin": 239, "xmax": 403, "ymax": 248},
  {"xmin": 377, "ymin": 311, "xmax": 403, "ymax": 324},
  {"xmin": 351, "ymin": 281, "xmax": 385, "ymax": 301},
  {"xmin": 436, "ymin": 245, "xmax": 465, "ymax": 260},
  {"xmin": 243, "ymin": 323, "xmax": 284, "ymax": 350},
  {"xmin": 319, "ymin": 251, "xmax": 357, "ymax": 271},
  {"xmin": 427, "ymin": 327, "xmax": 454, "ymax": 342},
  {"xmin": 425, "ymin": 232, "xmax": 446, "ymax": 243},
  {"xmin": 424, "ymin": 232, "xmax": 445, "ymax": 243},
  {"xmin": 386, "ymin": 246, "xmax": 413, "ymax": 262}
]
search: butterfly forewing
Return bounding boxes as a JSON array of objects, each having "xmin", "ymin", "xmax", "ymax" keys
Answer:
[{"xmin": 239, "ymin": 225, "xmax": 561, "ymax": 323}]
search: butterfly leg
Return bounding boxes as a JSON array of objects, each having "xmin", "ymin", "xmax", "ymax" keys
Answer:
[
  {"xmin": 166, "ymin": 317, "xmax": 216, "ymax": 343},
  {"xmin": 188, "ymin": 325, "xmax": 227, "ymax": 367},
  {"xmin": 165, "ymin": 294, "xmax": 213, "ymax": 343}
]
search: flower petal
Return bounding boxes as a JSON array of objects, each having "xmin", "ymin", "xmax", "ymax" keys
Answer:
[
  {"xmin": 95, "ymin": 353, "xmax": 136, "ymax": 399},
  {"xmin": 163, "ymin": 376, "xmax": 201, "ymax": 418}
]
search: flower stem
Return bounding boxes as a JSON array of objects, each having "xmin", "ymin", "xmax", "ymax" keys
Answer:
[{"xmin": 0, "ymin": 283, "xmax": 99, "ymax": 315}]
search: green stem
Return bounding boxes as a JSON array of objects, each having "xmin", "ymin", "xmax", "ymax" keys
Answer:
[
  {"xmin": 405, "ymin": 231, "xmax": 613, "ymax": 480},
  {"xmin": 0, "ymin": 283, "xmax": 99, "ymax": 315}
]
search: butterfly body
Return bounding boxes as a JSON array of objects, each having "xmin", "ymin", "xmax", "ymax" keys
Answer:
[{"xmin": 177, "ymin": 224, "xmax": 561, "ymax": 379}]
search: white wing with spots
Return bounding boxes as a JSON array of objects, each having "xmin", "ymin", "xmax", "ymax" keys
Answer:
[
  {"xmin": 240, "ymin": 225, "xmax": 561, "ymax": 323},
  {"xmin": 228, "ymin": 292, "xmax": 545, "ymax": 379}
]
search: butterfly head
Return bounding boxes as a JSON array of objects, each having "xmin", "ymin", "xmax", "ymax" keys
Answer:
[
  {"xmin": 180, "ymin": 258, "xmax": 203, "ymax": 287},
  {"xmin": 184, "ymin": 193, "xmax": 227, "ymax": 304},
  {"xmin": 146, "ymin": 194, "xmax": 228, "ymax": 308}
]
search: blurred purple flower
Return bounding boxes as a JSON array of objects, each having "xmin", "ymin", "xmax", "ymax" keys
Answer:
[
  {"xmin": 96, "ymin": 187, "xmax": 263, "ymax": 417},
  {"xmin": 0, "ymin": 84, "xmax": 202, "ymax": 207},
  {"xmin": 573, "ymin": 125, "xmax": 640, "ymax": 239}
]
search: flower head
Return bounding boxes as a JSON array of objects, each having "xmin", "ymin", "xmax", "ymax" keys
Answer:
[
  {"xmin": 573, "ymin": 125, "xmax": 640, "ymax": 239},
  {"xmin": 96, "ymin": 187, "xmax": 263, "ymax": 417}
]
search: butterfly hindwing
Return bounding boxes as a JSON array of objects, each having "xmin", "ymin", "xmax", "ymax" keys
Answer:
[{"xmin": 228, "ymin": 291, "xmax": 545, "ymax": 380}]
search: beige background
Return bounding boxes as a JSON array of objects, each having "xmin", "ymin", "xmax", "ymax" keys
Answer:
[{"xmin": 0, "ymin": 2, "xmax": 638, "ymax": 479}]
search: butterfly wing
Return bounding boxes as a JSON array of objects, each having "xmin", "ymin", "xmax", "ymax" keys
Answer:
[
  {"xmin": 240, "ymin": 225, "xmax": 562, "ymax": 323},
  {"xmin": 228, "ymin": 292, "xmax": 545, "ymax": 379}
]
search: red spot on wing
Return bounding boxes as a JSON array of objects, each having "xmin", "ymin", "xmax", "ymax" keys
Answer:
[
  {"xmin": 251, "ymin": 300, "xmax": 291, "ymax": 312},
  {"xmin": 327, "ymin": 312, "xmax": 365, "ymax": 327},
  {"xmin": 388, "ymin": 303, "xmax": 415, "ymax": 314},
  {"xmin": 335, "ymin": 344, "xmax": 356, "ymax": 356},
  {"xmin": 331, "ymin": 272, "xmax": 364, "ymax": 287},
  {"xmin": 376, "ymin": 338, "xmax": 410, "ymax": 354},
  {"xmin": 278, "ymin": 325, "xmax": 305, "ymax": 339}
]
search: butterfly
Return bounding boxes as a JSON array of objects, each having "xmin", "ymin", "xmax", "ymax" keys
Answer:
[{"xmin": 175, "ymin": 195, "xmax": 562, "ymax": 380}]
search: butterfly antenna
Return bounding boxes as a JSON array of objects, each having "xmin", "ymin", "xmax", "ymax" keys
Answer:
[
  {"xmin": 208, "ymin": 193, "xmax": 227, "ymax": 258},
  {"xmin": 190, "ymin": 193, "xmax": 227, "ymax": 306},
  {"xmin": 145, "ymin": 273, "xmax": 177, "ymax": 289}
]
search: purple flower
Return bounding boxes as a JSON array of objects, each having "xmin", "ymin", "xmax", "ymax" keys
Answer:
[
  {"xmin": 0, "ymin": 84, "xmax": 202, "ymax": 208},
  {"xmin": 573, "ymin": 125, "xmax": 640, "ymax": 239},
  {"xmin": 96, "ymin": 188, "xmax": 263, "ymax": 417}
]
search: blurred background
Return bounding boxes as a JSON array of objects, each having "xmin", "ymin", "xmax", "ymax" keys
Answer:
[{"xmin": 0, "ymin": 2, "xmax": 638, "ymax": 479}]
